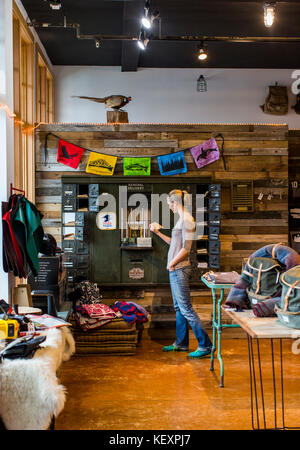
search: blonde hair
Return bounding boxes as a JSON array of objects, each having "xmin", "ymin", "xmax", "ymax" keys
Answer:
[{"xmin": 167, "ymin": 189, "xmax": 191, "ymax": 206}]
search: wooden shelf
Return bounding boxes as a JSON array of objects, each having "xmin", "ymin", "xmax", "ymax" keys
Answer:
[{"xmin": 120, "ymin": 245, "xmax": 153, "ymax": 251}]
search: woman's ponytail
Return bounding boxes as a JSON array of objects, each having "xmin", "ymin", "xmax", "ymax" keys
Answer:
[{"xmin": 168, "ymin": 189, "xmax": 191, "ymax": 207}]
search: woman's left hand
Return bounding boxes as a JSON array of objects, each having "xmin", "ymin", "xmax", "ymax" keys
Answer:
[{"xmin": 168, "ymin": 264, "xmax": 175, "ymax": 272}]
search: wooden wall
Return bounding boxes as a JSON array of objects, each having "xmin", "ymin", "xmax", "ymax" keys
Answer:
[
  {"xmin": 35, "ymin": 123, "xmax": 289, "ymax": 273},
  {"xmin": 288, "ymin": 130, "xmax": 300, "ymax": 181}
]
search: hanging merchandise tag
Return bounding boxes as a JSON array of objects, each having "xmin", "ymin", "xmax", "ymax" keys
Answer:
[
  {"xmin": 123, "ymin": 157, "xmax": 151, "ymax": 176},
  {"xmin": 86, "ymin": 152, "xmax": 117, "ymax": 176},
  {"xmin": 258, "ymin": 192, "xmax": 264, "ymax": 201},
  {"xmin": 157, "ymin": 151, "xmax": 187, "ymax": 176},
  {"xmin": 57, "ymin": 139, "xmax": 84, "ymax": 169},
  {"xmin": 267, "ymin": 192, "xmax": 273, "ymax": 201}
]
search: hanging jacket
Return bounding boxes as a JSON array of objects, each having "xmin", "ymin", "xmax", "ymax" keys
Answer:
[
  {"xmin": 2, "ymin": 209, "xmax": 27, "ymax": 278},
  {"xmin": 9, "ymin": 195, "xmax": 44, "ymax": 277}
]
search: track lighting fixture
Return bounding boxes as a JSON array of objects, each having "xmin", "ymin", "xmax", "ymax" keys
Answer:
[
  {"xmin": 264, "ymin": 2, "xmax": 276, "ymax": 28},
  {"xmin": 198, "ymin": 43, "xmax": 208, "ymax": 61},
  {"xmin": 141, "ymin": 1, "xmax": 151, "ymax": 28},
  {"xmin": 141, "ymin": 1, "xmax": 159, "ymax": 29},
  {"xmin": 137, "ymin": 29, "xmax": 149, "ymax": 50},
  {"xmin": 95, "ymin": 39, "xmax": 100, "ymax": 49}
]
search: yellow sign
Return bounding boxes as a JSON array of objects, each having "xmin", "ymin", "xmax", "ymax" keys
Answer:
[{"xmin": 86, "ymin": 152, "xmax": 117, "ymax": 176}]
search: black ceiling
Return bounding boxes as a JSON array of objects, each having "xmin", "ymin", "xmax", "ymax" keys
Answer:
[{"xmin": 21, "ymin": 0, "xmax": 300, "ymax": 70}]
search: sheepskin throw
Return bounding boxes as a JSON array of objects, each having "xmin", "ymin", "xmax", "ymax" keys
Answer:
[{"xmin": 0, "ymin": 326, "xmax": 75, "ymax": 430}]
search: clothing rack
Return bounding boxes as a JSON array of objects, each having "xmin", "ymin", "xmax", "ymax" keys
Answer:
[{"xmin": 10, "ymin": 183, "xmax": 25, "ymax": 197}]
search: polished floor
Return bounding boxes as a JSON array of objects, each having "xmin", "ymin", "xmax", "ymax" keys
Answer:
[{"xmin": 56, "ymin": 337, "xmax": 300, "ymax": 430}]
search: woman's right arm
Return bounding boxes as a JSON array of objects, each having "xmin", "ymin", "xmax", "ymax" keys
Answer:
[
  {"xmin": 155, "ymin": 230, "xmax": 171, "ymax": 245},
  {"xmin": 149, "ymin": 224, "xmax": 171, "ymax": 245}
]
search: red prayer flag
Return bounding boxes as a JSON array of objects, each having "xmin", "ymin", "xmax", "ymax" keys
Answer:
[{"xmin": 57, "ymin": 139, "xmax": 84, "ymax": 169}]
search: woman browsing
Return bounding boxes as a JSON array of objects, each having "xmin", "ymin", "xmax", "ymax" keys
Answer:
[{"xmin": 149, "ymin": 189, "xmax": 212, "ymax": 359}]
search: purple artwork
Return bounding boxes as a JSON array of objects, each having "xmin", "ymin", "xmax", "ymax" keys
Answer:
[{"xmin": 190, "ymin": 137, "xmax": 220, "ymax": 169}]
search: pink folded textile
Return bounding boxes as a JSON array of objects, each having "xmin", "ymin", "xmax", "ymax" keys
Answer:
[{"xmin": 81, "ymin": 303, "xmax": 117, "ymax": 319}]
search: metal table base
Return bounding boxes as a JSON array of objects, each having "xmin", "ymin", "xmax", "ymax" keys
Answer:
[
  {"xmin": 247, "ymin": 335, "xmax": 300, "ymax": 430},
  {"xmin": 201, "ymin": 277, "xmax": 240, "ymax": 388}
]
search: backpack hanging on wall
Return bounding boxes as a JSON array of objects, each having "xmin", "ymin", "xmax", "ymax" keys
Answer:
[
  {"xmin": 292, "ymin": 94, "xmax": 300, "ymax": 115},
  {"xmin": 260, "ymin": 83, "xmax": 288, "ymax": 115},
  {"xmin": 275, "ymin": 265, "xmax": 300, "ymax": 329}
]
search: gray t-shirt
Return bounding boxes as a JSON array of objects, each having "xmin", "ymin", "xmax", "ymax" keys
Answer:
[{"xmin": 167, "ymin": 214, "xmax": 195, "ymax": 270}]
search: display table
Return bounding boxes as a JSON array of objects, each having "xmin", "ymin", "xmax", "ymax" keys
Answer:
[
  {"xmin": 201, "ymin": 276, "xmax": 239, "ymax": 387},
  {"xmin": 0, "ymin": 326, "xmax": 75, "ymax": 430},
  {"xmin": 222, "ymin": 307, "xmax": 300, "ymax": 430}
]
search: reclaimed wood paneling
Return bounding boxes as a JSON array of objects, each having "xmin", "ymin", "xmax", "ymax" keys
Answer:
[
  {"xmin": 289, "ymin": 130, "xmax": 300, "ymax": 181},
  {"xmin": 35, "ymin": 123, "xmax": 289, "ymax": 272}
]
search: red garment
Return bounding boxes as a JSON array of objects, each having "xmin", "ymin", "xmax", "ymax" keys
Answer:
[
  {"xmin": 80, "ymin": 303, "xmax": 117, "ymax": 319},
  {"xmin": 57, "ymin": 139, "xmax": 84, "ymax": 169},
  {"xmin": 2, "ymin": 210, "xmax": 26, "ymax": 278}
]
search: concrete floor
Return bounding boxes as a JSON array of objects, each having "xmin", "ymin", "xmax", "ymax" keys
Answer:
[{"xmin": 55, "ymin": 337, "xmax": 300, "ymax": 430}]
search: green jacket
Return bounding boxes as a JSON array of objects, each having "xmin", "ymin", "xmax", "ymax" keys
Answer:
[{"xmin": 12, "ymin": 196, "xmax": 44, "ymax": 276}]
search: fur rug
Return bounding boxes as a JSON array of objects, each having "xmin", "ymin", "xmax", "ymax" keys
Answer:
[{"xmin": 0, "ymin": 327, "xmax": 75, "ymax": 430}]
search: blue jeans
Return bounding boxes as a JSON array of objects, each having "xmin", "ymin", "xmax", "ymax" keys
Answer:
[{"xmin": 169, "ymin": 266, "xmax": 212, "ymax": 352}]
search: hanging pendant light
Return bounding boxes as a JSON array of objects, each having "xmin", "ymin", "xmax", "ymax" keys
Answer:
[
  {"xmin": 264, "ymin": 2, "xmax": 276, "ymax": 28},
  {"xmin": 197, "ymin": 75, "xmax": 207, "ymax": 92}
]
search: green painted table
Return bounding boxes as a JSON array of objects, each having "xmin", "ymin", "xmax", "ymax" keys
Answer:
[{"xmin": 201, "ymin": 276, "xmax": 240, "ymax": 388}]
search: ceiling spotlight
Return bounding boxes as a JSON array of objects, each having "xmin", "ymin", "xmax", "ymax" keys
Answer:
[
  {"xmin": 137, "ymin": 29, "xmax": 149, "ymax": 50},
  {"xmin": 264, "ymin": 2, "xmax": 276, "ymax": 28},
  {"xmin": 141, "ymin": 1, "xmax": 151, "ymax": 28},
  {"xmin": 198, "ymin": 43, "xmax": 208, "ymax": 61},
  {"xmin": 141, "ymin": 1, "xmax": 159, "ymax": 29}
]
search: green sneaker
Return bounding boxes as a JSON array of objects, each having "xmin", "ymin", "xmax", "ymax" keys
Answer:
[
  {"xmin": 163, "ymin": 344, "xmax": 189, "ymax": 352},
  {"xmin": 188, "ymin": 349, "xmax": 211, "ymax": 359}
]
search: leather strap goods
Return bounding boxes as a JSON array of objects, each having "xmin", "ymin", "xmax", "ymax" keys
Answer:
[{"xmin": 271, "ymin": 242, "xmax": 284, "ymax": 259}]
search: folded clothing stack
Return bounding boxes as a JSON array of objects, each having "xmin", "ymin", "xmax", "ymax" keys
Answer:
[
  {"xmin": 68, "ymin": 280, "xmax": 148, "ymax": 355},
  {"xmin": 68, "ymin": 314, "xmax": 139, "ymax": 356},
  {"xmin": 72, "ymin": 303, "xmax": 121, "ymax": 332},
  {"xmin": 110, "ymin": 301, "xmax": 149, "ymax": 325}
]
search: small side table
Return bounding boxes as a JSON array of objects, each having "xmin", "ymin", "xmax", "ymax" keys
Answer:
[{"xmin": 201, "ymin": 276, "xmax": 240, "ymax": 387}]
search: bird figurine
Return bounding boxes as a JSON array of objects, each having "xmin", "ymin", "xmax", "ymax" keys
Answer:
[{"xmin": 72, "ymin": 95, "xmax": 132, "ymax": 111}]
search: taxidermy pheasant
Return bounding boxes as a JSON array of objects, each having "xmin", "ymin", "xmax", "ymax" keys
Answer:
[{"xmin": 72, "ymin": 95, "xmax": 132, "ymax": 111}]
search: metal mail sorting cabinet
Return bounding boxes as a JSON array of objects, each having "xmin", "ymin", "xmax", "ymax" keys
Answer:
[{"xmin": 61, "ymin": 177, "xmax": 221, "ymax": 288}]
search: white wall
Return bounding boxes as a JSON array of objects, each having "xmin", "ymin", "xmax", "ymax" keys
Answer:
[
  {"xmin": 54, "ymin": 66, "xmax": 300, "ymax": 128},
  {"xmin": 0, "ymin": 0, "xmax": 15, "ymax": 301},
  {"xmin": 0, "ymin": 1, "xmax": 53, "ymax": 301}
]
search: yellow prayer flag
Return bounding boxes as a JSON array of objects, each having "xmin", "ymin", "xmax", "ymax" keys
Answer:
[{"xmin": 86, "ymin": 152, "xmax": 117, "ymax": 176}]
